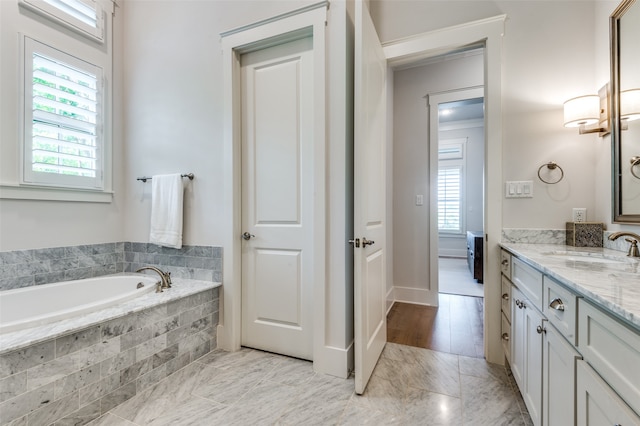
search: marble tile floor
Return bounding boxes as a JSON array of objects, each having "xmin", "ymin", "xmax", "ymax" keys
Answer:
[{"xmin": 88, "ymin": 343, "xmax": 532, "ymax": 426}]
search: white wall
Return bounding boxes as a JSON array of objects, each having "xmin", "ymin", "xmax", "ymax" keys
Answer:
[
  {"xmin": 392, "ymin": 54, "xmax": 483, "ymax": 296},
  {"xmin": 372, "ymin": 0, "xmax": 622, "ymax": 230},
  {"xmin": 0, "ymin": 0, "xmax": 124, "ymax": 250}
]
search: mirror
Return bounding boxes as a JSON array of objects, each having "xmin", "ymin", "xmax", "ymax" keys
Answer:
[{"xmin": 612, "ymin": 0, "xmax": 640, "ymax": 223}]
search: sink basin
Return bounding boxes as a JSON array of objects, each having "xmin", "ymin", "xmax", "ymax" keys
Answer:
[{"xmin": 542, "ymin": 251, "xmax": 636, "ymax": 265}]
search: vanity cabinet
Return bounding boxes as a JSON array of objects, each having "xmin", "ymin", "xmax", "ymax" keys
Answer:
[
  {"xmin": 507, "ymin": 256, "xmax": 582, "ymax": 426},
  {"xmin": 576, "ymin": 359, "xmax": 640, "ymax": 425},
  {"xmin": 502, "ymin": 246, "xmax": 640, "ymax": 426}
]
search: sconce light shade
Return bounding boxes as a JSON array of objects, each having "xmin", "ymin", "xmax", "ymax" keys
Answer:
[
  {"xmin": 621, "ymin": 89, "xmax": 640, "ymax": 122},
  {"xmin": 563, "ymin": 95, "xmax": 600, "ymax": 128}
]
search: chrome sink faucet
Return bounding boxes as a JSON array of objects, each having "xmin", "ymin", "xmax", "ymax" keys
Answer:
[
  {"xmin": 608, "ymin": 232, "xmax": 640, "ymax": 258},
  {"xmin": 136, "ymin": 266, "xmax": 172, "ymax": 292}
]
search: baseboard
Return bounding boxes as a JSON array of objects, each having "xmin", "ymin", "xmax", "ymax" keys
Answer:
[
  {"xmin": 393, "ymin": 286, "xmax": 437, "ymax": 306},
  {"xmin": 386, "ymin": 286, "xmax": 394, "ymax": 315},
  {"xmin": 438, "ymin": 248, "xmax": 467, "ymax": 258},
  {"xmin": 313, "ymin": 343, "xmax": 353, "ymax": 379}
]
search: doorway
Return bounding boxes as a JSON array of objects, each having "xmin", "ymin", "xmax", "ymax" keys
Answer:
[
  {"xmin": 435, "ymin": 92, "xmax": 485, "ymax": 299},
  {"xmin": 388, "ymin": 56, "xmax": 486, "ymax": 358}
]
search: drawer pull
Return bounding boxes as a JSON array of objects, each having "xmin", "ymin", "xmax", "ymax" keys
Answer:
[
  {"xmin": 549, "ymin": 298, "xmax": 565, "ymax": 311},
  {"xmin": 501, "ymin": 259, "xmax": 509, "ymax": 266},
  {"xmin": 502, "ymin": 332, "xmax": 510, "ymax": 341},
  {"xmin": 502, "ymin": 293, "xmax": 509, "ymax": 300}
]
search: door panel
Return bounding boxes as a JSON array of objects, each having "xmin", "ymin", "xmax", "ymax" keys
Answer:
[
  {"xmin": 354, "ymin": 0, "xmax": 387, "ymax": 395},
  {"xmin": 241, "ymin": 36, "xmax": 314, "ymax": 360}
]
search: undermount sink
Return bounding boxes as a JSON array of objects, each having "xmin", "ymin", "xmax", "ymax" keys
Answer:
[{"xmin": 542, "ymin": 251, "xmax": 637, "ymax": 265}]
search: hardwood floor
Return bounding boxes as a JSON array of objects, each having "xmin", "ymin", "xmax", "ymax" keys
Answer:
[{"xmin": 387, "ymin": 294, "xmax": 484, "ymax": 358}]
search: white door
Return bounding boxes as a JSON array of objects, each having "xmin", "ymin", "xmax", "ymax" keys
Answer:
[
  {"xmin": 354, "ymin": 0, "xmax": 387, "ymax": 395},
  {"xmin": 240, "ymin": 36, "xmax": 314, "ymax": 360}
]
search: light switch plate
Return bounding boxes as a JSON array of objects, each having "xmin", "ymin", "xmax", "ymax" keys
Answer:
[
  {"xmin": 505, "ymin": 181, "xmax": 534, "ymax": 198},
  {"xmin": 416, "ymin": 195, "xmax": 424, "ymax": 206}
]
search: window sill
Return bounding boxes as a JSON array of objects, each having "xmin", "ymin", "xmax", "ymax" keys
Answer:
[{"xmin": 0, "ymin": 184, "xmax": 113, "ymax": 203}]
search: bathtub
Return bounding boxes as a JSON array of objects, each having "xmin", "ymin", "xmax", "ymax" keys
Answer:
[{"xmin": 0, "ymin": 274, "xmax": 156, "ymax": 334}]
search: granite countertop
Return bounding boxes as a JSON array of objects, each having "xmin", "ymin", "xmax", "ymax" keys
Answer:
[
  {"xmin": 0, "ymin": 278, "xmax": 222, "ymax": 354},
  {"xmin": 500, "ymin": 243, "xmax": 640, "ymax": 331}
]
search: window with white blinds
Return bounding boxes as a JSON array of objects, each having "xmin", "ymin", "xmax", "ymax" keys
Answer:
[
  {"xmin": 19, "ymin": 0, "xmax": 104, "ymax": 42},
  {"xmin": 23, "ymin": 37, "xmax": 104, "ymax": 189},
  {"xmin": 438, "ymin": 165, "xmax": 462, "ymax": 233}
]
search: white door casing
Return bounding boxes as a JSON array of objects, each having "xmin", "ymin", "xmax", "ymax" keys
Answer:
[
  {"xmin": 240, "ymin": 37, "xmax": 314, "ymax": 360},
  {"xmin": 354, "ymin": 0, "xmax": 387, "ymax": 395}
]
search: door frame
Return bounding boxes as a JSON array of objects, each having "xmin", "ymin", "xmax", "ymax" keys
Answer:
[
  {"xmin": 383, "ymin": 14, "xmax": 506, "ymax": 364},
  {"xmin": 219, "ymin": 3, "xmax": 327, "ymax": 365},
  {"xmin": 428, "ymin": 86, "xmax": 485, "ymax": 303}
]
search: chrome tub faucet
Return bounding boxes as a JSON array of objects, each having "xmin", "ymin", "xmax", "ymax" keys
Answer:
[
  {"xmin": 608, "ymin": 232, "xmax": 640, "ymax": 258},
  {"xmin": 136, "ymin": 266, "xmax": 172, "ymax": 292}
]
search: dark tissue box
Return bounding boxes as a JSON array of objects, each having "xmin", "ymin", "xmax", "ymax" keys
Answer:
[{"xmin": 566, "ymin": 222, "xmax": 604, "ymax": 247}]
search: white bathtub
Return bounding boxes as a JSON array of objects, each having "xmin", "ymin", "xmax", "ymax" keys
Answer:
[{"xmin": 0, "ymin": 275, "xmax": 157, "ymax": 334}]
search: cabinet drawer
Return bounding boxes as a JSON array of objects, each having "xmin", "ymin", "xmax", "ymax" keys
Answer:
[
  {"xmin": 502, "ymin": 312, "xmax": 511, "ymax": 363},
  {"xmin": 512, "ymin": 257, "xmax": 543, "ymax": 311},
  {"xmin": 501, "ymin": 276, "xmax": 511, "ymax": 322},
  {"xmin": 576, "ymin": 360, "xmax": 640, "ymax": 425},
  {"xmin": 543, "ymin": 276, "xmax": 579, "ymax": 346},
  {"xmin": 500, "ymin": 250, "xmax": 511, "ymax": 280},
  {"xmin": 578, "ymin": 299, "xmax": 640, "ymax": 416}
]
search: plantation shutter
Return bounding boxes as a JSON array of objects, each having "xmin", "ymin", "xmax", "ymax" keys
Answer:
[{"xmin": 438, "ymin": 166, "xmax": 462, "ymax": 233}]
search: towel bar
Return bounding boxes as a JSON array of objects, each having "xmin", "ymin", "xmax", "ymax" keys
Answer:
[{"xmin": 137, "ymin": 173, "xmax": 194, "ymax": 183}]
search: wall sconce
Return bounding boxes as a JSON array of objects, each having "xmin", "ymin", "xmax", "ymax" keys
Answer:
[
  {"xmin": 621, "ymin": 89, "xmax": 640, "ymax": 122},
  {"xmin": 563, "ymin": 84, "xmax": 610, "ymax": 137}
]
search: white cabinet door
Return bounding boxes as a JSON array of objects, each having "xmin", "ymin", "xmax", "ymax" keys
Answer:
[
  {"xmin": 543, "ymin": 323, "xmax": 581, "ymax": 426},
  {"xmin": 512, "ymin": 285, "xmax": 543, "ymax": 426},
  {"xmin": 511, "ymin": 285, "xmax": 526, "ymax": 391},
  {"xmin": 576, "ymin": 360, "xmax": 640, "ymax": 425},
  {"xmin": 522, "ymin": 300, "xmax": 543, "ymax": 426}
]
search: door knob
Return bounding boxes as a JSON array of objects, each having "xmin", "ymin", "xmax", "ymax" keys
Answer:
[
  {"xmin": 348, "ymin": 238, "xmax": 360, "ymax": 248},
  {"xmin": 242, "ymin": 232, "xmax": 255, "ymax": 241},
  {"xmin": 362, "ymin": 238, "xmax": 375, "ymax": 247}
]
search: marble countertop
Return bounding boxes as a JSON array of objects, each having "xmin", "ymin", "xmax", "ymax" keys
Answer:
[
  {"xmin": 500, "ymin": 243, "xmax": 640, "ymax": 331},
  {"xmin": 0, "ymin": 278, "xmax": 221, "ymax": 354}
]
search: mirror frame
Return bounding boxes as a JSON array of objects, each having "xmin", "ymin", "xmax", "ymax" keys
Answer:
[{"xmin": 611, "ymin": 0, "xmax": 640, "ymax": 223}]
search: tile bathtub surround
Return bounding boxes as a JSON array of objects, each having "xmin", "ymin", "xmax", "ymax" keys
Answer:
[
  {"xmin": 0, "ymin": 287, "xmax": 219, "ymax": 426},
  {"xmin": 0, "ymin": 242, "xmax": 222, "ymax": 291},
  {"xmin": 123, "ymin": 242, "xmax": 222, "ymax": 283}
]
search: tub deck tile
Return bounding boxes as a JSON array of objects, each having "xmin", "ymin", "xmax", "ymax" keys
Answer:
[
  {"xmin": 0, "ymin": 382, "xmax": 54, "ymax": 425},
  {"xmin": 0, "ymin": 372, "xmax": 27, "ymax": 403},
  {"xmin": 0, "ymin": 341, "xmax": 55, "ymax": 379}
]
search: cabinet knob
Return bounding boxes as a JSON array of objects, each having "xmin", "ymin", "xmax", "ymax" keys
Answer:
[
  {"xmin": 502, "ymin": 293, "xmax": 509, "ymax": 300},
  {"xmin": 536, "ymin": 325, "xmax": 546, "ymax": 334},
  {"xmin": 501, "ymin": 259, "xmax": 509, "ymax": 266},
  {"xmin": 501, "ymin": 332, "xmax": 510, "ymax": 341}
]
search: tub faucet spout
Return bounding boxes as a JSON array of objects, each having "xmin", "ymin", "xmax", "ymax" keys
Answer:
[
  {"xmin": 608, "ymin": 232, "xmax": 640, "ymax": 257},
  {"xmin": 136, "ymin": 266, "xmax": 171, "ymax": 292}
]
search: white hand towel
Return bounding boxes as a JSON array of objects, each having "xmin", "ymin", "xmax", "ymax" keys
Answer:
[{"xmin": 150, "ymin": 174, "xmax": 184, "ymax": 249}]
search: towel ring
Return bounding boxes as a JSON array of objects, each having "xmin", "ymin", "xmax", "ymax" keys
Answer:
[
  {"xmin": 537, "ymin": 162, "xmax": 564, "ymax": 184},
  {"xmin": 631, "ymin": 156, "xmax": 640, "ymax": 180}
]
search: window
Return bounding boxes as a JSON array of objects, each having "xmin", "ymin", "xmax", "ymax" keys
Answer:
[
  {"xmin": 19, "ymin": 0, "xmax": 105, "ymax": 42},
  {"xmin": 438, "ymin": 139, "xmax": 466, "ymax": 234},
  {"xmin": 438, "ymin": 166, "xmax": 462, "ymax": 233},
  {"xmin": 22, "ymin": 36, "xmax": 104, "ymax": 190}
]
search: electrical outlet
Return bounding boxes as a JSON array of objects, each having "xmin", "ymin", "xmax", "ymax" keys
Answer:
[{"xmin": 573, "ymin": 208, "xmax": 587, "ymax": 223}]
